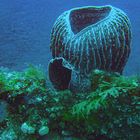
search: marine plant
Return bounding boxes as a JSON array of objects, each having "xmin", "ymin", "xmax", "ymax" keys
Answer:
[
  {"xmin": 0, "ymin": 65, "xmax": 47, "ymax": 98},
  {"xmin": 70, "ymin": 70, "xmax": 140, "ymax": 139},
  {"xmin": 0, "ymin": 66, "xmax": 140, "ymax": 139}
]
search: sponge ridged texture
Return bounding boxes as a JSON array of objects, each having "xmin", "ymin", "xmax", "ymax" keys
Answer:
[{"xmin": 50, "ymin": 5, "xmax": 131, "ymax": 74}]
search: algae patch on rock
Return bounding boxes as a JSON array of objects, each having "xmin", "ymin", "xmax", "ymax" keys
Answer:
[{"xmin": 0, "ymin": 66, "xmax": 140, "ymax": 139}]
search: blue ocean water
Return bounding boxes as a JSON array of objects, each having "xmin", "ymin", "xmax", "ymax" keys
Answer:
[{"xmin": 0, "ymin": 0, "xmax": 139, "ymax": 75}]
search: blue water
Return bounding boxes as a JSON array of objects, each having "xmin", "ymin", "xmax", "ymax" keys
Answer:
[{"xmin": 0, "ymin": 0, "xmax": 139, "ymax": 75}]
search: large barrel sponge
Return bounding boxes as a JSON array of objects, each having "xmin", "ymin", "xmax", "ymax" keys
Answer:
[{"xmin": 49, "ymin": 5, "xmax": 132, "ymax": 92}]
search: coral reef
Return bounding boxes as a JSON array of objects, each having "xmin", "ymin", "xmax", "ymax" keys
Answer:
[
  {"xmin": 0, "ymin": 100, "xmax": 8, "ymax": 123},
  {"xmin": 0, "ymin": 66, "xmax": 140, "ymax": 139},
  {"xmin": 49, "ymin": 5, "xmax": 132, "ymax": 92}
]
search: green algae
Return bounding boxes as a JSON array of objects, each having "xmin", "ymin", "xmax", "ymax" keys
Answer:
[{"xmin": 0, "ymin": 67, "xmax": 140, "ymax": 139}]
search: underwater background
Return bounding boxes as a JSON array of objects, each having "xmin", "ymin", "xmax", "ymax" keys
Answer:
[
  {"xmin": 0, "ymin": 0, "xmax": 139, "ymax": 75},
  {"xmin": 0, "ymin": 1, "xmax": 140, "ymax": 139}
]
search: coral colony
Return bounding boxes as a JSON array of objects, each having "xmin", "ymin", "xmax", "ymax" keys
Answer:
[{"xmin": 0, "ymin": 6, "xmax": 140, "ymax": 140}]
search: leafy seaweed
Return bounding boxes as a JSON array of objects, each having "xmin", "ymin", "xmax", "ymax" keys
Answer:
[
  {"xmin": 0, "ymin": 65, "xmax": 47, "ymax": 97},
  {"xmin": 0, "ymin": 68, "xmax": 140, "ymax": 139}
]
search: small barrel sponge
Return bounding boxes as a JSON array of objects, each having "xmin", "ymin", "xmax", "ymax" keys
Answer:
[{"xmin": 49, "ymin": 5, "xmax": 132, "ymax": 92}]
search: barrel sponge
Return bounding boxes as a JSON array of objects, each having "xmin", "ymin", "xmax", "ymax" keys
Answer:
[{"xmin": 49, "ymin": 5, "xmax": 132, "ymax": 92}]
